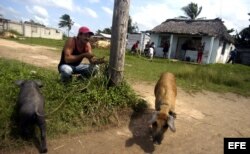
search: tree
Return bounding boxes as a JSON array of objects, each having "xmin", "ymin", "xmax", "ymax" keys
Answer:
[
  {"xmin": 127, "ymin": 16, "xmax": 139, "ymax": 33},
  {"xmin": 182, "ymin": 2, "xmax": 202, "ymax": 20},
  {"xmin": 227, "ymin": 28, "xmax": 235, "ymax": 34},
  {"xmin": 58, "ymin": 14, "xmax": 74, "ymax": 37},
  {"xmin": 108, "ymin": 0, "xmax": 130, "ymax": 86},
  {"xmin": 96, "ymin": 27, "xmax": 112, "ymax": 34},
  {"xmin": 234, "ymin": 13, "xmax": 250, "ymax": 47}
]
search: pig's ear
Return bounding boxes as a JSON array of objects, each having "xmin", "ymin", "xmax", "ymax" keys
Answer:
[
  {"xmin": 35, "ymin": 80, "xmax": 43, "ymax": 88},
  {"xmin": 167, "ymin": 115, "xmax": 176, "ymax": 132},
  {"xmin": 15, "ymin": 80, "xmax": 24, "ymax": 86},
  {"xmin": 148, "ymin": 111, "xmax": 159, "ymax": 124}
]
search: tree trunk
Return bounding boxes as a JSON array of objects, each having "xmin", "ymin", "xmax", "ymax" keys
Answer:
[{"xmin": 108, "ymin": 0, "xmax": 130, "ymax": 86}]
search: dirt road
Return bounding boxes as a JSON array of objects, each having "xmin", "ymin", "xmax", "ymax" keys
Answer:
[{"xmin": 0, "ymin": 39, "xmax": 250, "ymax": 154}]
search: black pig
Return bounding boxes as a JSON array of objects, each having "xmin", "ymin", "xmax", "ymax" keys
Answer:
[{"xmin": 15, "ymin": 80, "xmax": 47, "ymax": 153}]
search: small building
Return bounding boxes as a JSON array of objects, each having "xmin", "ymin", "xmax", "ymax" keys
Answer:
[
  {"xmin": 147, "ymin": 18, "xmax": 234, "ymax": 64},
  {"xmin": 236, "ymin": 48, "xmax": 250, "ymax": 65},
  {"xmin": 126, "ymin": 33, "xmax": 150, "ymax": 52},
  {"xmin": 0, "ymin": 18, "xmax": 10, "ymax": 32},
  {"xmin": 92, "ymin": 33, "xmax": 111, "ymax": 48},
  {"xmin": 93, "ymin": 33, "xmax": 111, "ymax": 40},
  {"xmin": 0, "ymin": 17, "xmax": 63, "ymax": 40}
]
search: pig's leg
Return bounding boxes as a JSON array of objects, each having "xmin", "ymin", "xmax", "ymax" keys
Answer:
[
  {"xmin": 37, "ymin": 116, "xmax": 47, "ymax": 153},
  {"xmin": 19, "ymin": 114, "xmax": 30, "ymax": 138}
]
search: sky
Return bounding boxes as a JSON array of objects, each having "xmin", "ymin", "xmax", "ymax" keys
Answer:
[{"xmin": 0, "ymin": 0, "xmax": 249, "ymax": 36}]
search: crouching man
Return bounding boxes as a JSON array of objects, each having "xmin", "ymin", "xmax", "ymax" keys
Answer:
[{"xmin": 58, "ymin": 26, "xmax": 104, "ymax": 82}]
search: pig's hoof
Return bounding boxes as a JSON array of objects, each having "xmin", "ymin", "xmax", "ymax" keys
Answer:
[{"xmin": 40, "ymin": 148, "xmax": 48, "ymax": 153}]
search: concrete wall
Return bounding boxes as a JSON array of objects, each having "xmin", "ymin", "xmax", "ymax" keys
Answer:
[
  {"xmin": 126, "ymin": 33, "xmax": 150, "ymax": 52},
  {"xmin": 216, "ymin": 42, "xmax": 234, "ymax": 63},
  {"xmin": 203, "ymin": 36, "xmax": 233, "ymax": 64},
  {"xmin": 5, "ymin": 21, "xmax": 62, "ymax": 40},
  {"xmin": 7, "ymin": 22, "xmax": 24, "ymax": 35},
  {"xmin": 24, "ymin": 24, "xmax": 62, "ymax": 40}
]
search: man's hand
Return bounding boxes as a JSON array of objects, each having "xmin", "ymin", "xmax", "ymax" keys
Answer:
[
  {"xmin": 84, "ymin": 52, "xmax": 94, "ymax": 59},
  {"xmin": 90, "ymin": 57, "xmax": 106, "ymax": 65}
]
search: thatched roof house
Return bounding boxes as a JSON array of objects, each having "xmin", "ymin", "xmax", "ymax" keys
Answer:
[
  {"xmin": 145, "ymin": 18, "xmax": 235, "ymax": 64},
  {"xmin": 149, "ymin": 18, "xmax": 234, "ymax": 43}
]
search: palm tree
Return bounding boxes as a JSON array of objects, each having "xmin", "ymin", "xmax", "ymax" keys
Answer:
[
  {"xmin": 127, "ymin": 16, "xmax": 139, "ymax": 33},
  {"xmin": 58, "ymin": 14, "xmax": 74, "ymax": 37},
  {"xmin": 182, "ymin": 2, "xmax": 202, "ymax": 20}
]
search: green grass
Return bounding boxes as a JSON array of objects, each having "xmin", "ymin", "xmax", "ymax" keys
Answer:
[
  {"xmin": 124, "ymin": 54, "xmax": 250, "ymax": 96},
  {"xmin": 5, "ymin": 37, "xmax": 250, "ymax": 96},
  {"xmin": 92, "ymin": 52, "xmax": 249, "ymax": 96},
  {"xmin": 0, "ymin": 58, "xmax": 145, "ymax": 148}
]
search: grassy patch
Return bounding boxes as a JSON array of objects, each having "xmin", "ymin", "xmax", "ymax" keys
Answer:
[
  {"xmin": 0, "ymin": 58, "xmax": 145, "ymax": 148},
  {"xmin": 4, "ymin": 37, "xmax": 250, "ymax": 96},
  {"xmin": 97, "ymin": 52, "xmax": 250, "ymax": 96}
]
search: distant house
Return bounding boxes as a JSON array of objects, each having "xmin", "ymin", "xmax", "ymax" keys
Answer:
[
  {"xmin": 126, "ymin": 33, "xmax": 150, "ymax": 52},
  {"xmin": 93, "ymin": 33, "xmax": 111, "ymax": 40},
  {"xmin": 236, "ymin": 48, "xmax": 250, "ymax": 65},
  {"xmin": 0, "ymin": 17, "xmax": 63, "ymax": 40},
  {"xmin": 92, "ymin": 33, "xmax": 111, "ymax": 49},
  {"xmin": 147, "ymin": 18, "xmax": 234, "ymax": 64}
]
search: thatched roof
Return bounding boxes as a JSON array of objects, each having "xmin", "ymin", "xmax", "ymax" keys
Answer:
[{"xmin": 148, "ymin": 18, "xmax": 234, "ymax": 43}]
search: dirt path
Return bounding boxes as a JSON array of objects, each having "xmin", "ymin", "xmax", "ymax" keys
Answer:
[{"xmin": 0, "ymin": 39, "xmax": 250, "ymax": 154}]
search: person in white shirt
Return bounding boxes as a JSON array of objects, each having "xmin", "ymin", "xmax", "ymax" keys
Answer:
[{"xmin": 149, "ymin": 45, "xmax": 154, "ymax": 61}]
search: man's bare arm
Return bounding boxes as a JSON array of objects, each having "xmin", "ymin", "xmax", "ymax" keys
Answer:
[{"xmin": 64, "ymin": 39, "xmax": 93, "ymax": 63}]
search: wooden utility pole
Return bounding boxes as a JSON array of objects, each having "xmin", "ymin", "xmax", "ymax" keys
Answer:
[{"xmin": 108, "ymin": 0, "xmax": 130, "ymax": 86}]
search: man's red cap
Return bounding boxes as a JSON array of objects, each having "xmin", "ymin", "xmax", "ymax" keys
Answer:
[{"xmin": 78, "ymin": 26, "xmax": 94, "ymax": 35}]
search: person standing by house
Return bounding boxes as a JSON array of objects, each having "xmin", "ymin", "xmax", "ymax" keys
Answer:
[
  {"xmin": 58, "ymin": 26, "xmax": 104, "ymax": 82},
  {"xmin": 227, "ymin": 48, "xmax": 237, "ymax": 64},
  {"xmin": 162, "ymin": 41, "xmax": 169, "ymax": 58},
  {"xmin": 131, "ymin": 40, "xmax": 140, "ymax": 54},
  {"xmin": 197, "ymin": 42, "xmax": 204, "ymax": 64},
  {"xmin": 149, "ymin": 45, "xmax": 154, "ymax": 61},
  {"xmin": 144, "ymin": 41, "xmax": 150, "ymax": 56},
  {"xmin": 150, "ymin": 42, "xmax": 156, "ymax": 56}
]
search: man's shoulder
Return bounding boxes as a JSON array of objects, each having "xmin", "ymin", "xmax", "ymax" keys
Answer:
[
  {"xmin": 65, "ymin": 37, "xmax": 76, "ymax": 45},
  {"xmin": 67, "ymin": 37, "xmax": 75, "ymax": 41}
]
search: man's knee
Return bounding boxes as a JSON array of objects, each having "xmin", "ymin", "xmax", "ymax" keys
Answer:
[
  {"xmin": 59, "ymin": 65, "xmax": 73, "ymax": 81},
  {"xmin": 60, "ymin": 65, "xmax": 72, "ymax": 74}
]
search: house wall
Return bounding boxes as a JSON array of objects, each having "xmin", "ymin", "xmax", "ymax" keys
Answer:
[
  {"xmin": 150, "ymin": 34, "xmax": 177, "ymax": 58},
  {"xmin": 216, "ymin": 42, "xmax": 234, "ymax": 63},
  {"xmin": 150, "ymin": 34, "xmax": 160, "ymax": 55},
  {"xmin": 171, "ymin": 35, "xmax": 178, "ymax": 58},
  {"xmin": 202, "ymin": 36, "xmax": 233, "ymax": 64},
  {"xmin": 209, "ymin": 37, "xmax": 220, "ymax": 64},
  {"xmin": 126, "ymin": 33, "xmax": 150, "ymax": 52}
]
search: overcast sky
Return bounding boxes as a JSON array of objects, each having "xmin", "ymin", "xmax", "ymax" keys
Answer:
[{"xmin": 0, "ymin": 0, "xmax": 249, "ymax": 35}]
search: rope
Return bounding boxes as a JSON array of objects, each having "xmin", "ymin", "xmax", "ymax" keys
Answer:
[
  {"xmin": 108, "ymin": 66, "xmax": 124, "ymax": 72},
  {"xmin": 44, "ymin": 70, "xmax": 94, "ymax": 117}
]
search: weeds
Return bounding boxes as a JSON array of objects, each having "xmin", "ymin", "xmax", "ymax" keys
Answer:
[{"xmin": 0, "ymin": 58, "xmax": 146, "ymax": 148}]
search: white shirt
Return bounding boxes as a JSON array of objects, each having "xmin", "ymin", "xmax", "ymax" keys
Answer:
[{"xmin": 149, "ymin": 47, "xmax": 154, "ymax": 55}]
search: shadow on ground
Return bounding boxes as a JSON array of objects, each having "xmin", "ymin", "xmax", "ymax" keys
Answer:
[{"xmin": 125, "ymin": 109, "xmax": 155, "ymax": 153}]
